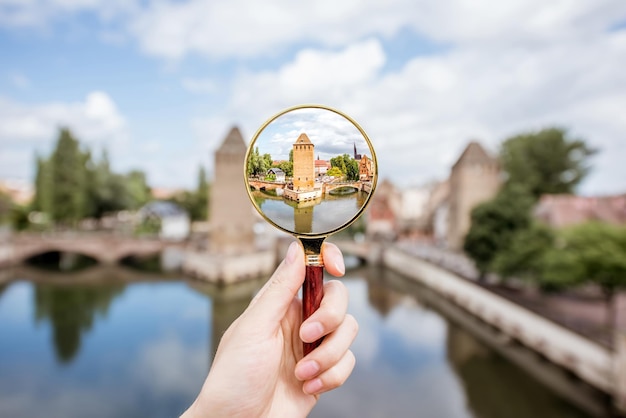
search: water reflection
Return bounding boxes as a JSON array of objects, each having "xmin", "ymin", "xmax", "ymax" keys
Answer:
[
  {"xmin": 254, "ymin": 190, "xmax": 368, "ymax": 234},
  {"xmin": 0, "ymin": 264, "xmax": 601, "ymax": 418},
  {"xmin": 34, "ymin": 283, "xmax": 125, "ymax": 363},
  {"xmin": 447, "ymin": 325, "xmax": 588, "ymax": 418}
]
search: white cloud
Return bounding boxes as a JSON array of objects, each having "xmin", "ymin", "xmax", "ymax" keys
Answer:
[
  {"xmin": 0, "ymin": 91, "xmax": 129, "ymax": 180},
  {"xmin": 133, "ymin": 332, "xmax": 208, "ymax": 396},
  {"xmin": 198, "ymin": 27, "xmax": 626, "ymax": 194},
  {"xmin": 1, "ymin": 0, "xmax": 625, "ymax": 193},
  {"xmin": 124, "ymin": 0, "xmax": 625, "ymax": 61}
]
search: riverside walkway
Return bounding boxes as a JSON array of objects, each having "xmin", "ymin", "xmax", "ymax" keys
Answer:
[{"xmin": 337, "ymin": 238, "xmax": 626, "ymax": 413}]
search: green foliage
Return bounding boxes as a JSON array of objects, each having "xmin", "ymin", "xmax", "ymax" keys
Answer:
[
  {"xmin": 247, "ymin": 147, "xmax": 270, "ymax": 177},
  {"xmin": 463, "ymin": 185, "xmax": 535, "ymax": 278},
  {"xmin": 491, "ymin": 223, "xmax": 554, "ymax": 281},
  {"xmin": 327, "ymin": 167, "xmax": 343, "ymax": 178},
  {"xmin": 50, "ymin": 128, "xmax": 87, "ymax": 223},
  {"xmin": 542, "ymin": 223, "xmax": 626, "ymax": 293},
  {"xmin": 0, "ymin": 189, "xmax": 12, "ymax": 225},
  {"xmin": 330, "ymin": 154, "xmax": 348, "ymax": 173},
  {"xmin": 32, "ymin": 156, "xmax": 53, "ymax": 214},
  {"xmin": 34, "ymin": 283, "xmax": 125, "ymax": 363},
  {"xmin": 30, "ymin": 127, "xmax": 153, "ymax": 228},
  {"xmin": 346, "ymin": 159, "xmax": 359, "ymax": 181},
  {"xmin": 500, "ymin": 128, "xmax": 596, "ymax": 198},
  {"xmin": 125, "ymin": 170, "xmax": 152, "ymax": 210},
  {"xmin": 135, "ymin": 216, "xmax": 162, "ymax": 236},
  {"xmin": 167, "ymin": 165, "xmax": 210, "ymax": 221},
  {"xmin": 275, "ymin": 161, "xmax": 293, "ymax": 177},
  {"xmin": 330, "ymin": 154, "xmax": 359, "ymax": 180},
  {"xmin": 195, "ymin": 166, "xmax": 209, "ymax": 220},
  {"xmin": 265, "ymin": 173, "xmax": 276, "ymax": 181}
]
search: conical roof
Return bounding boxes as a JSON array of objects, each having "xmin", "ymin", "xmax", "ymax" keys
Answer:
[
  {"xmin": 217, "ymin": 126, "xmax": 247, "ymax": 155},
  {"xmin": 294, "ymin": 133, "xmax": 313, "ymax": 145},
  {"xmin": 452, "ymin": 141, "xmax": 496, "ymax": 169}
]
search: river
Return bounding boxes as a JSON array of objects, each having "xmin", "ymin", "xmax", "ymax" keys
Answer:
[
  {"xmin": 0, "ymin": 261, "xmax": 600, "ymax": 417},
  {"xmin": 252, "ymin": 189, "xmax": 368, "ymax": 234}
]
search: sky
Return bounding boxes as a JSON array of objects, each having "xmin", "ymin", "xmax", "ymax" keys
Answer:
[
  {"xmin": 255, "ymin": 106, "xmax": 371, "ymax": 161},
  {"xmin": 0, "ymin": 0, "xmax": 625, "ymax": 195}
]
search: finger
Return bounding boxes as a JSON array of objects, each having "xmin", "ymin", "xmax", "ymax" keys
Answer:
[
  {"xmin": 302, "ymin": 350, "xmax": 356, "ymax": 395},
  {"xmin": 300, "ymin": 280, "xmax": 348, "ymax": 343},
  {"xmin": 245, "ymin": 241, "xmax": 305, "ymax": 325},
  {"xmin": 295, "ymin": 314, "xmax": 358, "ymax": 381},
  {"xmin": 322, "ymin": 242, "xmax": 345, "ymax": 277}
]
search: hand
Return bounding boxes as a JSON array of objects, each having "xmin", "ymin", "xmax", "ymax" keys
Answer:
[{"xmin": 181, "ymin": 241, "xmax": 358, "ymax": 418}]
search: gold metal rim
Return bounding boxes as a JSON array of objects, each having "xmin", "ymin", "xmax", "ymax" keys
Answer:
[{"xmin": 243, "ymin": 103, "xmax": 378, "ymax": 239}]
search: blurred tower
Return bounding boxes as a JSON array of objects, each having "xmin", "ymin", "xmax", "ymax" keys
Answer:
[
  {"xmin": 447, "ymin": 141, "xmax": 500, "ymax": 251},
  {"xmin": 210, "ymin": 126, "xmax": 255, "ymax": 254},
  {"xmin": 292, "ymin": 133, "xmax": 315, "ymax": 191}
]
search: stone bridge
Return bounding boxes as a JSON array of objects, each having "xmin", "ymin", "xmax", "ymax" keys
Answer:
[
  {"xmin": 0, "ymin": 233, "xmax": 177, "ymax": 267},
  {"xmin": 248, "ymin": 180, "xmax": 286, "ymax": 191},
  {"xmin": 249, "ymin": 180, "xmax": 371, "ymax": 195},
  {"xmin": 323, "ymin": 182, "xmax": 364, "ymax": 194}
]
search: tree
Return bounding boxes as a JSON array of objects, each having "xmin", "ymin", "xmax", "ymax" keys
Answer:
[
  {"xmin": 500, "ymin": 128, "xmax": 596, "ymax": 198},
  {"xmin": 464, "ymin": 185, "xmax": 535, "ymax": 279},
  {"xmin": 541, "ymin": 222, "xmax": 626, "ymax": 331},
  {"xmin": 346, "ymin": 159, "xmax": 359, "ymax": 181},
  {"xmin": 247, "ymin": 147, "xmax": 269, "ymax": 177},
  {"xmin": 330, "ymin": 154, "xmax": 347, "ymax": 174},
  {"xmin": 276, "ymin": 161, "xmax": 293, "ymax": 177},
  {"xmin": 168, "ymin": 166, "xmax": 210, "ymax": 221},
  {"xmin": 194, "ymin": 165, "xmax": 209, "ymax": 220},
  {"xmin": 327, "ymin": 167, "xmax": 343, "ymax": 178},
  {"xmin": 125, "ymin": 170, "xmax": 151, "ymax": 210},
  {"xmin": 0, "ymin": 189, "xmax": 12, "ymax": 225},
  {"xmin": 34, "ymin": 283, "xmax": 125, "ymax": 363},
  {"xmin": 491, "ymin": 223, "xmax": 554, "ymax": 282},
  {"xmin": 32, "ymin": 155, "xmax": 53, "ymax": 215},
  {"xmin": 50, "ymin": 128, "xmax": 87, "ymax": 224}
]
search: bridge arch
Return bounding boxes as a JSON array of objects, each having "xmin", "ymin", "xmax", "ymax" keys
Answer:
[{"xmin": 324, "ymin": 182, "xmax": 362, "ymax": 194}]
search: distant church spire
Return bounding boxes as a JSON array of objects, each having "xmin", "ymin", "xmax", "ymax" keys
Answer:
[{"xmin": 353, "ymin": 142, "xmax": 357, "ymax": 159}]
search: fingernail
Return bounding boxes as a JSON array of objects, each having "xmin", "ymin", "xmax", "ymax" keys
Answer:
[
  {"xmin": 335, "ymin": 259, "xmax": 345, "ymax": 276},
  {"xmin": 300, "ymin": 321, "xmax": 323, "ymax": 342},
  {"xmin": 285, "ymin": 241, "xmax": 299, "ymax": 265},
  {"xmin": 295, "ymin": 360, "xmax": 320, "ymax": 380},
  {"xmin": 303, "ymin": 378, "xmax": 323, "ymax": 395}
]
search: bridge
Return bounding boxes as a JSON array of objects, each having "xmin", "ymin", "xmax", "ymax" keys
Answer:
[
  {"xmin": 248, "ymin": 179, "xmax": 372, "ymax": 195},
  {"xmin": 0, "ymin": 233, "xmax": 176, "ymax": 267},
  {"xmin": 248, "ymin": 180, "xmax": 286, "ymax": 191}
]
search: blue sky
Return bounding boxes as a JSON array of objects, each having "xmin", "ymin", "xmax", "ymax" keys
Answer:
[{"xmin": 1, "ymin": 0, "xmax": 625, "ymax": 195}]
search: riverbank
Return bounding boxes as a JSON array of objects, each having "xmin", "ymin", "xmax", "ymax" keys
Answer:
[{"xmin": 381, "ymin": 243, "xmax": 625, "ymax": 414}]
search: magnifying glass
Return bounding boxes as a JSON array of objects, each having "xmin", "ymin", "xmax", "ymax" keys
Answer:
[{"xmin": 244, "ymin": 104, "xmax": 377, "ymax": 355}]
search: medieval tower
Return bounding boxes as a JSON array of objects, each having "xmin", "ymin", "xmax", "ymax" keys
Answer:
[
  {"xmin": 447, "ymin": 141, "xmax": 500, "ymax": 251},
  {"xmin": 209, "ymin": 126, "xmax": 255, "ymax": 254},
  {"xmin": 292, "ymin": 133, "xmax": 315, "ymax": 191}
]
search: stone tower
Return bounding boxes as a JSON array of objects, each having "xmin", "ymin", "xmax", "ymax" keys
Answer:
[
  {"xmin": 292, "ymin": 133, "xmax": 315, "ymax": 191},
  {"xmin": 210, "ymin": 126, "xmax": 255, "ymax": 254},
  {"xmin": 447, "ymin": 141, "xmax": 500, "ymax": 251}
]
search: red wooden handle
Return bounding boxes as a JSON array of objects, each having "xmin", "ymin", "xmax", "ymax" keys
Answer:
[{"xmin": 303, "ymin": 265, "xmax": 324, "ymax": 356}]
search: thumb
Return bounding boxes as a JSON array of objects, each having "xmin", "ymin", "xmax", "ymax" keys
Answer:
[{"xmin": 245, "ymin": 241, "xmax": 305, "ymax": 325}]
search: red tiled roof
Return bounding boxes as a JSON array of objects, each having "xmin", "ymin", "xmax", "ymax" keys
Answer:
[{"xmin": 534, "ymin": 194, "xmax": 626, "ymax": 228}]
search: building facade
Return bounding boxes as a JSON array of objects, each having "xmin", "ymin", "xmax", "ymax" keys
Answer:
[
  {"xmin": 209, "ymin": 126, "xmax": 255, "ymax": 254},
  {"xmin": 359, "ymin": 154, "xmax": 374, "ymax": 182},
  {"xmin": 292, "ymin": 133, "xmax": 315, "ymax": 191},
  {"xmin": 447, "ymin": 142, "xmax": 501, "ymax": 251}
]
